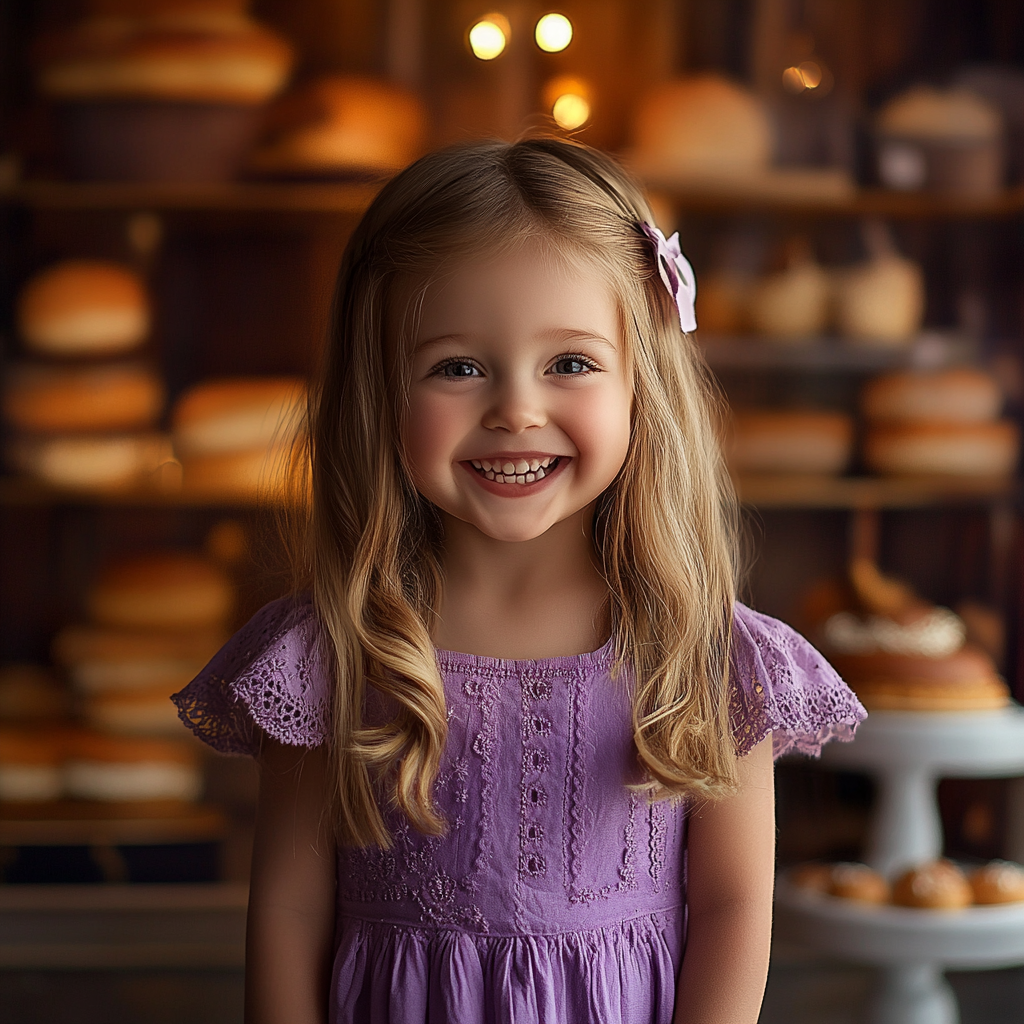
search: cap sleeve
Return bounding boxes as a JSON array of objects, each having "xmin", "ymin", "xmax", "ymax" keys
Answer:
[
  {"xmin": 730, "ymin": 602, "xmax": 866, "ymax": 760},
  {"xmin": 171, "ymin": 594, "xmax": 330, "ymax": 755}
]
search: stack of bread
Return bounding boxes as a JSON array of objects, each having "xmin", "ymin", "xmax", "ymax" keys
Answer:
[
  {"xmin": 728, "ymin": 409, "xmax": 854, "ymax": 476},
  {"xmin": 248, "ymin": 75, "xmax": 427, "ymax": 179},
  {"xmin": 34, "ymin": 0, "xmax": 294, "ymax": 181},
  {"xmin": 4, "ymin": 261, "xmax": 172, "ymax": 490},
  {"xmin": 53, "ymin": 552, "xmax": 232, "ymax": 741},
  {"xmin": 861, "ymin": 367, "xmax": 1019, "ymax": 477},
  {"xmin": 171, "ymin": 377, "xmax": 306, "ymax": 498},
  {"xmin": 811, "ymin": 558, "xmax": 1009, "ymax": 712},
  {"xmin": 791, "ymin": 858, "xmax": 1024, "ymax": 909}
]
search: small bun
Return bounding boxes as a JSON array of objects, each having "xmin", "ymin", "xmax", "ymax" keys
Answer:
[
  {"xmin": 729, "ymin": 410, "xmax": 854, "ymax": 475},
  {"xmin": 87, "ymin": 552, "xmax": 234, "ymax": 630},
  {"xmin": 892, "ymin": 860, "xmax": 972, "ymax": 909},
  {"xmin": 3, "ymin": 362, "xmax": 164, "ymax": 434},
  {"xmin": 18, "ymin": 261, "xmax": 149, "ymax": 356},
  {"xmin": 172, "ymin": 377, "xmax": 305, "ymax": 455},
  {"xmin": 788, "ymin": 862, "xmax": 834, "ymax": 894},
  {"xmin": 864, "ymin": 420, "xmax": 1020, "ymax": 477},
  {"xmin": 862, "ymin": 369, "xmax": 1002, "ymax": 425},
  {"xmin": 7, "ymin": 432, "xmax": 173, "ymax": 490},
  {"xmin": 969, "ymin": 861, "xmax": 1024, "ymax": 904},
  {"xmin": 828, "ymin": 862, "xmax": 891, "ymax": 904}
]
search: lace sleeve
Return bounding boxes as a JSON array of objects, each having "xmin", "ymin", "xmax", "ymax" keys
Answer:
[
  {"xmin": 729, "ymin": 602, "xmax": 866, "ymax": 760},
  {"xmin": 171, "ymin": 594, "xmax": 330, "ymax": 755}
]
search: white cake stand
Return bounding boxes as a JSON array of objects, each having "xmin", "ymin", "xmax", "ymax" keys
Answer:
[{"xmin": 774, "ymin": 705, "xmax": 1024, "ymax": 1024}]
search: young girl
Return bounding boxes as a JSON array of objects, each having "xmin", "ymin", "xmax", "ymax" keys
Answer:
[{"xmin": 174, "ymin": 138, "xmax": 865, "ymax": 1024}]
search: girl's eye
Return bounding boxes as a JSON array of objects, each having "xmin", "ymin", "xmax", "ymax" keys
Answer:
[
  {"xmin": 434, "ymin": 360, "xmax": 480, "ymax": 378},
  {"xmin": 550, "ymin": 355, "xmax": 598, "ymax": 376}
]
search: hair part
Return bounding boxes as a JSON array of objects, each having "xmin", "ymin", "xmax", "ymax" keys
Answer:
[{"xmin": 303, "ymin": 138, "xmax": 739, "ymax": 848}]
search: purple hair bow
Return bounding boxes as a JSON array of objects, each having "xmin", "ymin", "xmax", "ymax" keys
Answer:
[{"xmin": 640, "ymin": 222, "xmax": 697, "ymax": 333}]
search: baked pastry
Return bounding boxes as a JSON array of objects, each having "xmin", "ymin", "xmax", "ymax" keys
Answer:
[
  {"xmin": 179, "ymin": 444, "xmax": 302, "ymax": 499},
  {"xmin": 7, "ymin": 432, "xmax": 173, "ymax": 489},
  {"xmin": 36, "ymin": 7, "xmax": 293, "ymax": 104},
  {"xmin": 63, "ymin": 730, "xmax": 202, "ymax": 802},
  {"xmin": 862, "ymin": 369, "xmax": 1003, "ymax": 425},
  {"xmin": 0, "ymin": 726, "xmax": 65, "ymax": 802},
  {"xmin": 84, "ymin": 689, "xmax": 184, "ymax": 735},
  {"xmin": 729, "ymin": 411, "xmax": 853, "ymax": 475},
  {"xmin": 172, "ymin": 377, "xmax": 305, "ymax": 455},
  {"xmin": 53, "ymin": 625, "xmax": 225, "ymax": 693},
  {"xmin": 828, "ymin": 862, "xmax": 891, "ymax": 905},
  {"xmin": 3, "ymin": 362, "xmax": 164, "ymax": 433},
  {"xmin": 818, "ymin": 559, "xmax": 1010, "ymax": 712},
  {"xmin": 249, "ymin": 75, "xmax": 427, "ymax": 177},
  {"xmin": 879, "ymin": 87, "xmax": 1002, "ymax": 143},
  {"xmin": 747, "ymin": 242, "xmax": 830, "ymax": 341},
  {"xmin": 17, "ymin": 261, "xmax": 149, "ymax": 356},
  {"xmin": 631, "ymin": 75, "xmax": 772, "ymax": 178},
  {"xmin": 788, "ymin": 861, "xmax": 834, "ymax": 894},
  {"xmin": 969, "ymin": 861, "xmax": 1024, "ymax": 904},
  {"xmin": 864, "ymin": 421, "xmax": 1019, "ymax": 477},
  {"xmin": 892, "ymin": 860, "xmax": 972, "ymax": 910},
  {"xmin": 0, "ymin": 664, "xmax": 69, "ymax": 721},
  {"xmin": 86, "ymin": 553, "xmax": 234, "ymax": 631}
]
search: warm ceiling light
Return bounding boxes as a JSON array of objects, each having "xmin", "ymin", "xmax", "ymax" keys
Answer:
[
  {"xmin": 783, "ymin": 60, "xmax": 824, "ymax": 92},
  {"xmin": 552, "ymin": 93, "xmax": 590, "ymax": 130},
  {"xmin": 535, "ymin": 12, "xmax": 573, "ymax": 52},
  {"xmin": 468, "ymin": 14, "xmax": 509, "ymax": 60}
]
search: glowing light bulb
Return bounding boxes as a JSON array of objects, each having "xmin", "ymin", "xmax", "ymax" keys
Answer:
[
  {"xmin": 468, "ymin": 15, "xmax": 509, "ymax": 60},
  {"xmin": 783, "ymin": 60, "xmax": 825, "ymax": 93},
  {"xmin": 535, "ymin": 12, "xmax": 573, "ymax": 52},
  {"xmin": 552, "ymin": 93, "xmax": 590, "ymax": 130}
]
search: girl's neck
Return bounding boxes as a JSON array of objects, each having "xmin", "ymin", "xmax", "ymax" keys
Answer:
[{"xmin": 432, "ymin": 505, "xmax": 611, "ymax": 660}]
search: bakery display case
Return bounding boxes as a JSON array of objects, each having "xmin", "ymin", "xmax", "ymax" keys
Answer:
[{"xmin": 1, "ymin": 1, "xmax": 1023, "ymax": 1021}]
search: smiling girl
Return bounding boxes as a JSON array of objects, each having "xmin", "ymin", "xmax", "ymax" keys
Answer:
[{"xmin": 174, "ymin": 138, "xmax": 865, "ymax": 1024}]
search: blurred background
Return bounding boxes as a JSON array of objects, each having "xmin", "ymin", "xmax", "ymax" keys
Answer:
[{"xmin": 1, "ymin": 1, "xmax": 1023, "ymax": 1021}]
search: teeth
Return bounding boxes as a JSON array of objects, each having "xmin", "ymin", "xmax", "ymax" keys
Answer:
[
  {"xmin": 502, "ymin": 461, "xmax": 515, "ymax": 475},
  {"xmin": 472, "ymin": 460, "xmax": 482, "ymax": 469},
  {"xmin": 529, "ymin": 459, "xmax": 541, "ymax": 472},
  {"xmin": 516, "ymin": 474, "xmax": 526, "ymax": 483},
  {"xmin": 525, "ymin": 473, "xmax": 536, "ymax": 482},
  {"xmin": 515, "ymin": 460, "xmax": 530, "ymax": 474},
  {"xmin": 535, "ymin": 467, "xmax": 546, "ymax": 479},
  {"xmin": 485, "ymin": 470, "xmax": 495, "ymax": 480},
  {"xmin": 495, "ymin": 474, "xmax": 506, "ymax": 483}
]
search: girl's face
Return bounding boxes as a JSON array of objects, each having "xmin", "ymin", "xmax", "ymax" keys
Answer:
[{"xmin": 404, "ymin": 239, "xmax": 633, "ymax": 544}]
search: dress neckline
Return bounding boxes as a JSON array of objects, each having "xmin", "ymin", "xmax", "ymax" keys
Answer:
[{"xmin": 434, "ymin": 634, "xmax": 616, "ymax": 673}]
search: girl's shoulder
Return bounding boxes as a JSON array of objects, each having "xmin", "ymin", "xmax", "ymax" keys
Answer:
[
  {"xmin": 172, "ymin": 593, "xmax": 329, "ymax": 756},
  {"xmin": 730, "ymin": 601, "xmax": 866, "ymax": 760}
]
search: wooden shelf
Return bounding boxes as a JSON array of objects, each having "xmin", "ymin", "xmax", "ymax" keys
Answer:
[
  {"xmin": 0, "ymin": 801, "xmax": 226, "ymax": 847},
  {"xmin": 736, "ymin": 474, "xmax": 1019, "ymax": 509},
  {"xmin": 700, "ymin": 333, "xmax": 973, "ymax": 373},
  {"xmin": 646, "ymin": 181, "xmax": 1024, "ymax": 220},
  {"xmin": 0, "ymin": 477, "xmax": 276, "ymax": 508},
  {"xmin": 0, "ymin": 179, "xmax": 379, "ymax": 214}
]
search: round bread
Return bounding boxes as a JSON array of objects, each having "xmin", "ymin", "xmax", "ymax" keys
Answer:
[
  {"xmin": 631, "ymin": 75, "xmax": 772, "ymax": 177},
  {"xmin": 0, "ymin": 664, "xmax": 69, "ymax": 721},
  {"xmin": 87, "ymin": 553, "xmax": 234, "ymax": 630},
  {"xmin": 788, "ymin": 862, "xmax": 834, "ymax": 894},
  {"xmin": 179, "ymin": 445, "xmax": 301, "ymax": 499},
  {"xmin": 172, "ymin": 377, "xmax": 305, "ymax": 455},
  {"xmin": 878, "ymin": 87, "xmax": 1002, "ymax": 141},
  {"xmin": 17, "ymin": 261, "xmax": 149, "ymax": 356},
  {"xmin": 0, "ymin": 727, "xmax": 65, "ymax": 802},
  {"xmin": 892, "ymin": 860, "xmax": 972, "ymax": 909},
  {"xmin": 828, "ymin": 862, "xmax": 891, "ymax": 904},
  {"xmin": 249, "ymin": 75, "xmax": 426, "ymax": 176},
  {"xmin": 3, "ymin": 362, "xmax": 164, "ymax": 433},
  {"xmin": 730, "ymin": 411, "xmax": 854, "ymax": 475},
  {"xmin": 84, "ymin": 689, "xmax": 183, "ymax": 735},
  {"xmin": 747, "ymin": 257, "xmax": 830, "ymax": 340},
  {"xmin": 864, "ymin": 420, "xmax": 1019, "ymax": 477},
  {"xmin": 862, "ymin": 369, "xmax": 1002, "ymax": 424},
  {"xmin": 64, "ymin": 730, "xmax": 201, "ymax": 802},
  {"xmin": 835, "ymin": 255, "xmax": 924, "ymax": 346},
  {"xmin": 7, "ymin": 432, "xmax": 173, "ymax": 489},
  {"xmin": 829, "ymin": 645, "xmax": 1009, "ymax": 711},
  {"xmin": 970, "ymin": 861, "xmax": 1024, "ymax": 905},
  {"xmin": 36, "ymin": 12, "xmax": 293, "ymax": 104}
]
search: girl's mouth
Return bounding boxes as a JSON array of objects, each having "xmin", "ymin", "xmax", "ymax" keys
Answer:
[{"xmin": 464, "ymin": 455, "xmax": 566, "ymax": 487}]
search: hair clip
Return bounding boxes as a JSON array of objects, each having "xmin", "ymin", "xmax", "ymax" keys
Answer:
[{"xmin": 639, "ymin": 223, "xmax": 697, "ymax": 333}]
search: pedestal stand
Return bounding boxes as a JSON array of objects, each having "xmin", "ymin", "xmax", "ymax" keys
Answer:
[{"xmin": 775, "ymin": 706, "xmax": 1024, "ymax": 1024}]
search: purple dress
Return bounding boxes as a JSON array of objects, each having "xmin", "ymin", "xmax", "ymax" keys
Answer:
[{"xmin": 173, "ymin": 597, "xmax": 865, "ymax": 1024}]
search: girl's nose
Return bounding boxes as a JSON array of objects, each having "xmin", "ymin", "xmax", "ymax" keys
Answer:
[{"xmin": 481, "ymin": 379, "xmax": 547, "ymax": 433}]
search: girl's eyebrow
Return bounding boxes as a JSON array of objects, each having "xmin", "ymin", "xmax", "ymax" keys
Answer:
[
  {"xmin": 414, "ymin": 333, "xmax": 467, "ymax": 351},
  {"xmin": 415, "ymin": 328, "xmax": 617, "ymax": 352}
]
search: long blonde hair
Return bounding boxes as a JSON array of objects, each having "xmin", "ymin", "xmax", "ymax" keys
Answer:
[{"xmin": 306, "ymin": 138, "xmax": 739, "ymax": 848}]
